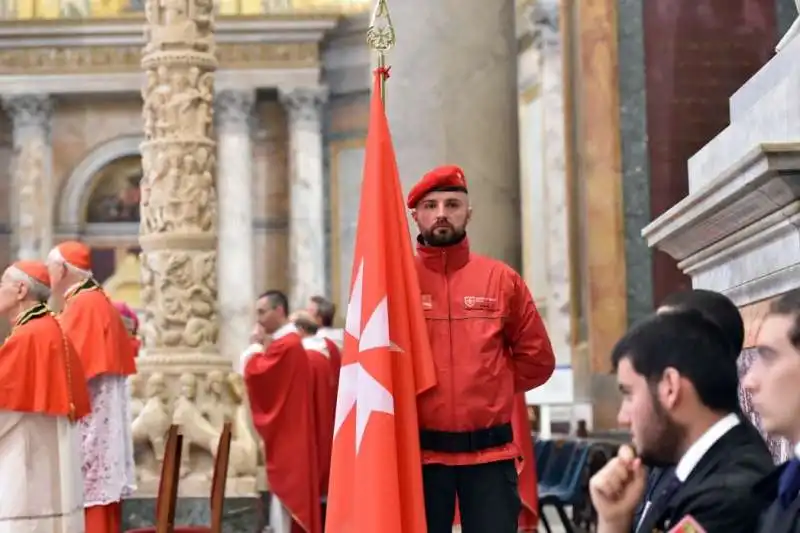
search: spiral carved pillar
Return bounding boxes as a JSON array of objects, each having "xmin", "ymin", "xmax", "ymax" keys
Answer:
[{"xmin": 135, "ymin": 0, "xmax": 259, "ymax": 496}]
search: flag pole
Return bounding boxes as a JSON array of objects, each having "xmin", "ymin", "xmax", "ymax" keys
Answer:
[{"xmin": 366, "ymin": 0, "xmax": 395, "ymax": 105}]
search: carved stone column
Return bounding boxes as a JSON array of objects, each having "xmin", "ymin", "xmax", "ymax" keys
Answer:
[
  {"xmin": 215, "ymin": 89, "xmax": 256, "ymax": 366},
  {"xmin": 2, "ymin": 94, "xmax": 53, "ymax": 260},
  {"xmin": 137, "ymin": 1, "xmax": 258, "ymax": 497},
  {"xmin": 279, "ymin": 86, "xmax": 328, "ymax": 312}
]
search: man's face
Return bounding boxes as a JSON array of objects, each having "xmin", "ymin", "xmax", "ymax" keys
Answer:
[
  {"xmin": 0, "ymin": 269, "xmax": 24, "ymax": 315},
  {"xmin": 743, "ymin": 314, "xmax": 800, "ymax": 441},
  {"xmin": 412, "ymin": 191, "xmax": 471, "ymax": 247},
  {"xmin": 616, "ymin": 358, "xmax": 684, "ymax": 467},
  {"xmin": 47, "ymin": 261, "xmax": 66, "ymax": 290},
  {"xmin": 256, "ymin": 296, "xmax": 282, "ymax": 335},
  {"xmin": 307, "ymin": 300, "xmax": 322, "ymax": 326}
]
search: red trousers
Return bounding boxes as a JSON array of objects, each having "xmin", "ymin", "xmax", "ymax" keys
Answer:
[{"xmin": 85, "ymin": 502, "xmax": 122, "ymax": 533}]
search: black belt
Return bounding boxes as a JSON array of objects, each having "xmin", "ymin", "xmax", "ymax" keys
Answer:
[{"xmin": 419, "ymin": 423, "xmax": 513, "ymax": 453}]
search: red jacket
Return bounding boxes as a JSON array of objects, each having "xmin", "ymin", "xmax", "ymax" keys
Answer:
[{"xmin": 415, "ymin": 237, "xmax": 555, "ymax": 465}]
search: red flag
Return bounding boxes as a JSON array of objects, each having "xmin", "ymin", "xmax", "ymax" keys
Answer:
[
  {"xmin": 512, "ymin": 394, "xmax": 540, "ymax": 532},
  {"xmin": 325, "ymin": 69, "xmax": 437, "ymax": 533}
]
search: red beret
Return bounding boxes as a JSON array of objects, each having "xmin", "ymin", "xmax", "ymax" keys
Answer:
[{"xmin": 406, "ymin": 165, "xmax": 468, "ymax": 208}]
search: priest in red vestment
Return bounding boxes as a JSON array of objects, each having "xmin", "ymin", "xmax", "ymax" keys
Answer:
[
  {"xmin": 244, "ymin": 290, "xmax": 321, "ymax": 533},
  {"xmin": 292, "ymin": 310, "xmax": 336, "ymax": 498},
  {"xmin": 0, "ymin": 260, "xmax": 92, "ymax": 533},
  {"xmin": 47, "ymin": 241, "xmax": 137, "ymax": 533},
  {"xmin": 306, "ymin": 295, "xmax": 342, "ymax": 392}
]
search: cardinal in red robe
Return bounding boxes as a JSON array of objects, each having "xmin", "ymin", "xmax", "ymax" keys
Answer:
[
  {"xmin": 0, "ymin": 261, "xmax": 92, "ymax": 533},
  {"xmin": 47, "ymin": 241, "xmax": 137, "ymax": 533},
  {"xmin": 245, "ymin": 290, "xmax": 321, "ymax": 533}
]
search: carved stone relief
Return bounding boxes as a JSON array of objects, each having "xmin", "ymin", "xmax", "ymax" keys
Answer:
[{"xmin": 136, "ymin": 0, "xmax": 260, "ymax": 496}]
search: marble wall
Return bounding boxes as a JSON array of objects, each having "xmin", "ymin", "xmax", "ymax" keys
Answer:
[
  {"xmin": 252, "ymin": 100, "xmax": 291, "ymax": 297},
  {"xmin": 642, "ymin": 0, "xmax": 777, "ymax": 304},
  {"xmin": 617, "ymin": 0, "xmax": 653, "ymax": 325},
  {"xmin": 517, "ymin": 0, "xmax": 576, "ymax": 413},
  {"xmin": 324, "ymin": 92, "xmax": 368, "ymax": 318}
]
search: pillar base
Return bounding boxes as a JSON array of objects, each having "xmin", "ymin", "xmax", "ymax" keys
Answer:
[{"xmin": 122, "ymin": 494, "xmax": 267, "ymax": 532}]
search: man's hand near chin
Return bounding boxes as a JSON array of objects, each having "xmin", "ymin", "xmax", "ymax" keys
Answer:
[{"xmin": 589, "ymin": 445, "xmax": 648, "ymax": 533}]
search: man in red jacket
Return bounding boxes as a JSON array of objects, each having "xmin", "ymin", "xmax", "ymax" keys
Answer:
[{"xmin": 408, "ymin": 165, "xmax": 556, "ymax": 533}]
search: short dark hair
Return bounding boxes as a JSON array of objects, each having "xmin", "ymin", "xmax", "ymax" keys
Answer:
[
  {"xmin": 611, "ymin": 310, "xmax": 740, "ymax": 413},
  {"xmin": 659, "ymin": 289, "xmax": 744, "ymax": 358},
  {"xmin": 769, "ymin": 288, "xmax": 800, "ymax": 349},
  {"xmin": 259, "ymin": 290, "xmax": 289, "ymax": 316},
  {"xmin": 310, "ymin": 295, "xmax": 336, "ymax": 327},
  {"xmin": 295, "ymin": 316, "xmax": 319, "ymax": 336}
]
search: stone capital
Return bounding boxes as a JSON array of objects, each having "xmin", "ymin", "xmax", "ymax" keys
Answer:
[
  {"xmin": 278, "ymin": 85, "xmax": 329, "ymax": 128},
  {"xmin": 214, "ymin": 89, "xmax": 255, "ymax": 130},
  {"xmin": 2, "ymin": 94, "xmax": 53, "ymax": 133},
  {"xmin": 524, "ymin": 0, "xmax": 560, "ymax": 49}
]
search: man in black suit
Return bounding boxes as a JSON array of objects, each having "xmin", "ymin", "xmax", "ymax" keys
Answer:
[
  {"xmin": 589, "ymin": 310, "xmax": 774, "ymax": 533},
  {"xmin": 631, "ymin": 289, "xmax": 752, "ymax": 530},
  {"xmin": 744, "ymin": 288, "xmax": 800, "ymax": 533}
]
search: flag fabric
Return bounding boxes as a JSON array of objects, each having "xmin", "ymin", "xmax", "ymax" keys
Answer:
[
  {"xmin": 512, "ymin": 394, "xmax": 540, "ymax": 532},
  {"xmin": 324, "ymin": 68, "xmax": 438, "ymax": 533}
]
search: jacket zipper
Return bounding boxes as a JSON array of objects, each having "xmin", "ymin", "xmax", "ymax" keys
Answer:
[{"xmin": 443, "ymin": 250, "xmax": 455, "ymax": 429}]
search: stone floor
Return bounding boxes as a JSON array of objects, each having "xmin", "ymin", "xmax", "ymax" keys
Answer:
[{"xmin": 451, "ymin": 507, "xmax": 570, "ymax": 532}]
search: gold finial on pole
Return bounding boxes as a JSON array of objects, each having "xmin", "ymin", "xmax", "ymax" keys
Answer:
[{"xmin": 366, "ymin": 0, "xmax": 395, "ymax": 104}]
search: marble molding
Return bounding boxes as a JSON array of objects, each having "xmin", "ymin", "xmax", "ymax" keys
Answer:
[
  {"xmin": 643, "ymin": 143, "xmax": 800, "ymax": 307},
  {"xmin": 644, "ymin": 15, "xmax": 800, "ymax": 307},
  {"xmin": 215, "ymin": 89, "xmax": 257, "ymax": 366},
  {"xmin": 687, "ymin": 34, "xmax": 800, "ymax": 192},
  {"xmin": 2, "ymin": 93, "xmax": 54, "ymax": 261},
  {"xmin": 386, "ymin": 0, "xmax": 522, "ymax": 269},
  {"xmin": 280, "ymin": 85, "xmax": 329, "ymax": 312}
]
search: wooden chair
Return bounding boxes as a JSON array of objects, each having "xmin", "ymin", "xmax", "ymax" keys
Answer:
[
  {"xmin": 125, "ymin": 425, "xmax": 183, "ymax": 533},
  {"xmin": 128, "ymin": 423, "xmax": 233, "ymax": 533}
]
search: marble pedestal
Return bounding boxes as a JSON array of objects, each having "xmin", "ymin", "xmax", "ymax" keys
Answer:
[
  {"xmin": 643, "ymin": 36, "xmax": 800, "ymax": 462},
  {"xmin": 122, "ymin": 495, "xmax": 267, "ymax": 533}
]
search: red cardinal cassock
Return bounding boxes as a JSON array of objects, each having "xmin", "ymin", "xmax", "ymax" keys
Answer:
[{"xmin": 325, "ymin": 68, "xmax": 437, "ymax": 533}]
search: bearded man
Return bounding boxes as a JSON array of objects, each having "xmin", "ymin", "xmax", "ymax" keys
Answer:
[
  {"xmin": 408, "ymin": 165, "xmax": 555, "ymax": 533},
  {"xmin": 589, "ymin": 311, "xmax": 773, "ymax": 533}
]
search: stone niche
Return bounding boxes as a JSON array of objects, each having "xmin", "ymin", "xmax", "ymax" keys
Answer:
[{"xmin": 643, "ymin": 33, "xmax": 800, "ymax": 462}]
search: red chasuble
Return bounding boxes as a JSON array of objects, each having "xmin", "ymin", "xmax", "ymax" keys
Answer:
[
  {"xmin": 0, "ymin": 303, "xmax": 91, "ymax": 419},
  {"xmin": 321, "ymin": 337, "xmax": 341, "ymax": 396},
  {"xmin": 303, "ymin": 339, "xmax": 336, "ymax": 496},
  {"xmin": 60, "ymin": 279, "xmax": 137, "ymax": 380},
  {"xmin": 245, "ymin": 330, "xmax": 321, "ymax": 533}
]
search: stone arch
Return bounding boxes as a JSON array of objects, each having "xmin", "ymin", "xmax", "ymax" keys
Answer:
[{"xmin": 58, "ymin": 135, "xmax": 143, "ymax": 230}]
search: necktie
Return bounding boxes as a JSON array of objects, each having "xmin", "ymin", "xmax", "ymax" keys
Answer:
[
  {"xmin": 637, "ymin": 472, "xmax": 682, "ymax": 533},
  {"xmin": 778, "ymin": 459, "xmax": 800, "ymax": 509}
]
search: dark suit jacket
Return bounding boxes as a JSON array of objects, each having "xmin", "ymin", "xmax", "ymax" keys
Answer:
[
  {"xmin": 755, "ymin": 462, "xmax": 800, "ymax": 533},
  {"xmin": 635, "ymin": 417, "xmax": 774, "ymax": 533}
]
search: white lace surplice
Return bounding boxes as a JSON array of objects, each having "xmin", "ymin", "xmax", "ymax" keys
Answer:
[{"xmin": 80, "ymin": 374, "xmax": 137, "ymax": 506}]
